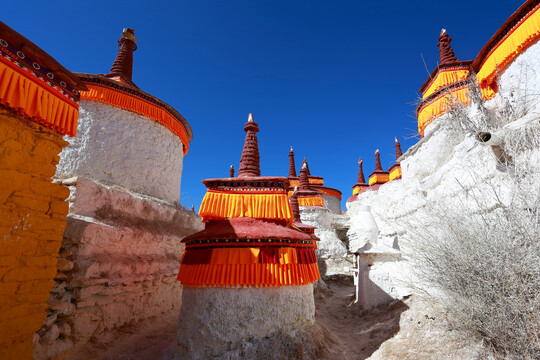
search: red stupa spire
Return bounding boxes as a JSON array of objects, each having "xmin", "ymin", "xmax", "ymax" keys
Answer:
[
  {"xmin": 288, "ymin": 146, "xmax": 297, "ymax": 178},
  {"xmin": 229, "ymin": 165, "xmax": 235, "ymax": 178},
  {"xmin": 368, "ymin": 148, "xmax": 390, "ymax": 190},
  {"xmin": 357, "ymin": 157, "xmax": 366, "ymax": 184},
  {"xmin": 302, "ymin": 158, "xmax": 311, "ymax": 176},
  {"xmin": 289, "ymin": 187, "xmax": 318, "ymax": 235},
  {"xmin": 290, "ymin": 188, "xmax": 301, "ymax": 222},
  {"xmin": 395, "ymin": 137, "xmax": 403, "ymax": 161},
  {"xmin": 299, "ymin": 162, "xmax": 311, "ymax": 190},
  {"xmin": 106, "ymin": 28, "xmax": 138, "ymax": 87},
  {"xmin": 438, "ymin": 29, "xmax": 459, "ymax": 65},
  {"xmin": 388, "ymin": 138, "xmax": 403, "ymax": 181},
  {"xmin": 237, "ymin": 113, "xmax": 261, "ymax": 177},
  {"xmin": 349, "ymin": 156, "xmax": 370, "ymax": 201},
  {"xmin": 374, "ymin": 149, "xmax": 383, "ymax": 171}
]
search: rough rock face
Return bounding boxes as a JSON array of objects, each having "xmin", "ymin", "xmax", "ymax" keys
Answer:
[
  {"xmin": 346, "ymin": 204, "xmax": 379, "ymax": 252},
  {"xmin": 34, "ymin": 178, "xmax": 203, "ymax": 359},
  {"xmin": 346, "ymin": 41, "xmax": 540, "ymax": 303},
  {"xmin": 56, "ymin": 101, "xmax": 185, "ymax": 203},
  {"xmin": 300, "ymin": 207, "xmax": 351, "ymax": 276},
  {"xmin": 367, "ymin": 297, "xmax": 485, "ymax": 360},
  {"xmin": 176, "ymin": 285, "xmax": 318, "ymax": 360}
]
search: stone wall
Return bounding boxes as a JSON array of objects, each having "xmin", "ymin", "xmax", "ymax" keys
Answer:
[
  {"xmin": 34, "ymin": 178, "xmax": 203, "ymax": 359},
  {"xmin": 56, "ymin": 101, "xmax": 185, "ymax": 203},
  {"xmin": 300, "ymin": 207, "xmax": 351, "ymax": 276},
  {"xmin": 176, "ymin": 285, "xmax": 316, "ymax": 359},
  {"xmin": 0, "ymin": 110, "xmax": 70, "ymax": 360}
]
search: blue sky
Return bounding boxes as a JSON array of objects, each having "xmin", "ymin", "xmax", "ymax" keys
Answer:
[{"xmin": 3, "ymin": 0, "xmax": 526, "ymax": 209}]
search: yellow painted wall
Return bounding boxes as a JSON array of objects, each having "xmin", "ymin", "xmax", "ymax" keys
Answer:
[{"xmin": 0, "ymin": 110, "xmax": 70, "ymax": 360}]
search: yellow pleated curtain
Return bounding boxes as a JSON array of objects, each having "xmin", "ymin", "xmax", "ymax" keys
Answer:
[
  {"xmin": 198, "ymin": 190, "xmax": 294, "ymax": 223},
  {"xmin": 423, "ymin": 69, "xmax": 469, "ymax": 99},
  {"xmin": 477, "ymin": 5, "xmax": 540, "ymax": 98}
]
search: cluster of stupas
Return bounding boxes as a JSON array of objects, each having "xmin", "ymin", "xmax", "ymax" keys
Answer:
[
  {"xmin": 176, "ymin": 114, "xmax": 321, "ymax": 359},
  {"xmin": 286, "ymin": 147, "xmax": 343, "ymax": 214},
  {"xmin": 2, "ymin": 0, "xmax": 540, "ymax": 358},
  {"xmin": 416, "ymin": 0, "xmax": 540, "ymax": 137},
  {"xmin": 347, "ymin": 138, "xmax": 403, "ymax": 203}
]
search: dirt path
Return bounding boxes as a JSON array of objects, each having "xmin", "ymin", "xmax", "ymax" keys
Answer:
[
  {"xmin": 314, "ymin": 278, "xmax": 408, "ymax": 360},
  {"xmin": 76, "ymin": 278, "xmax": 407, "ymax": 359}
]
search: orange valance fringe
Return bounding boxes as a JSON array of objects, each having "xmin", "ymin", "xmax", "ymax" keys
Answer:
[
  {"xmin": 198, "ymin": 190, "xmax": 293, "ymax": 223},
  {"xmin": 0, "ymin": 58, "xmax": 79, "ymax": 136},
  {"xmin": 389, "ymin": 166, "xmax": 402, "ymax": 181},
  {"xmin": 423, "ymin": 69, "xmax": 470, "ymax": 99},
  {"xmin": 289, "ymin": 178, "xmax": 324, "ymax": 187},
  {"xmin": 81, "ymin": 84, "xmax": 190, "ymax": 154},
  {"xmin": 477, "ymin": 5, "xmax": 540, "ymax": 96},
  {"xmin": 317, "ymin": 187, "xmax": 342, "ymax": 201},
  {"xmin": 417, "ymin": 87, "xmax": 471, "ymax": 134},
  {"xmin": 369, "ymin": 173, "xmax": 389, "ymax": 185},
  {"xmin": 178, "ymin": 263, "xmax": 320, "ymax": 287},
  {"xmin": 297, "ymin": 196, "xmax": 324, "ymax": 207}
]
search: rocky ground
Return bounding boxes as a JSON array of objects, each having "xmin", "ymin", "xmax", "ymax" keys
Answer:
[{"xmin": 74, "ymin": 276, "xmax": 484, "ymax": 360}]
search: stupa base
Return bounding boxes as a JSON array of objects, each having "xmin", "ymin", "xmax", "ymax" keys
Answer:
[{"xmin": 175, "ymin": 284, "xmax": 329, "ymax": 359}]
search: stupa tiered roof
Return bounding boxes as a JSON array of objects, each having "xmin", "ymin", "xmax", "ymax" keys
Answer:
[
  {"xmin": 178, "ymin": 114, "xmax": 319, "ymax": 287},
  {"xmin": 347, "ymin": 157, "xmax": 369, "ymax": 203},
  {"xmin": 368, "ymin": 149, "xmax": 389, "ymax": 190},
  {"xmin": 75, "ymin": 28, "xmax": 193, "ymax": 154},
  {"xmin": 416, "ymin": 29, "xmax": 473, "ymax": 136},
  {"xmin": 286, "ymin": 148, "xmax": 342, "ymax": 205},
  {"xmin": 388, "ymin": 137, "xmax": 403, "ymax": 181}
]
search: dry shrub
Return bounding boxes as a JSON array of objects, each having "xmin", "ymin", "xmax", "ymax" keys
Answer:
[{"xmin": 406, "ymin": 86, "xmax": 540, "ymax": 359}]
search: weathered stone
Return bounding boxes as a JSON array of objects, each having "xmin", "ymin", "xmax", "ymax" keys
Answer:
[
  {"xmin": 57, "ymin": 321, "xmax": 71, "ymax": 337},
  {"xmin": 56, "ymin": 258, "xmax": 74, "ymax": 272},
  {"xmin": 42, "ymin": 314, "xmax": 57, "ymax": 328},
  {"xmin": 40, "ymin": 324, "xmax": 60, "ymax": 345},
  {"xmin": 48, "ymin": 301, "xmax": 75, "ymax": 316}
]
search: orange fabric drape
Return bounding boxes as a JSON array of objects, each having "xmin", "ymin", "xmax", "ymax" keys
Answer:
[
  {"xmin": 316, "ymin": 187, "xmax": 342, "ymax": 200},
  {"xmin": 422, "ymin": 69, "xmax": 470, "ymax": 99},
  {"xmin": 0, "ymin": 57, "xmax": 79, "ymax": 136},
  {"xmin": 477, "ymin": 5, "xmax": 540, "ymax": 98},
  {"xmin": 198, "ymin": 190, "xmax": 293, "ymax": 223},
  {"xmin": 81, "ymin": 84, "xmax": 190, "ymax": 154},
  {"xmin": 417, "ymin": 87, "xmax": 471, "ymax": 135},
  {"xmin": 210, "ymin": 248, "xmax": 261, "ymax": 264},
  {"xmin": 297, "ymin": 196, "xmax": 324, "ymax": 207},
  {"xmin": 369, "ymin": 173, "xmax": 389, "ymax": 185},
  {"xmin": 178, "ymin": 262, "xmax": 320, "ymax": 287},
  {"xmin": 389, "ymin": 166, "xmax": 402, "ymax": 181}
]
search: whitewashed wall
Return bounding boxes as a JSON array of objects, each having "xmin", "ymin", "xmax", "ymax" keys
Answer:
[{"xmin": 56, "ymin": 100, "xmax": 185, "ymax": 203}]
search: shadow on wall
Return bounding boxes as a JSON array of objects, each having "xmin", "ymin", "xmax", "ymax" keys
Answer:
[
  {"xmin": 318, "ymin": 257, "xmax": 328, "ymax": 277},
  {"xmin": 316, "ymin": 275, "xmax": 409, "ymax": 360}
]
